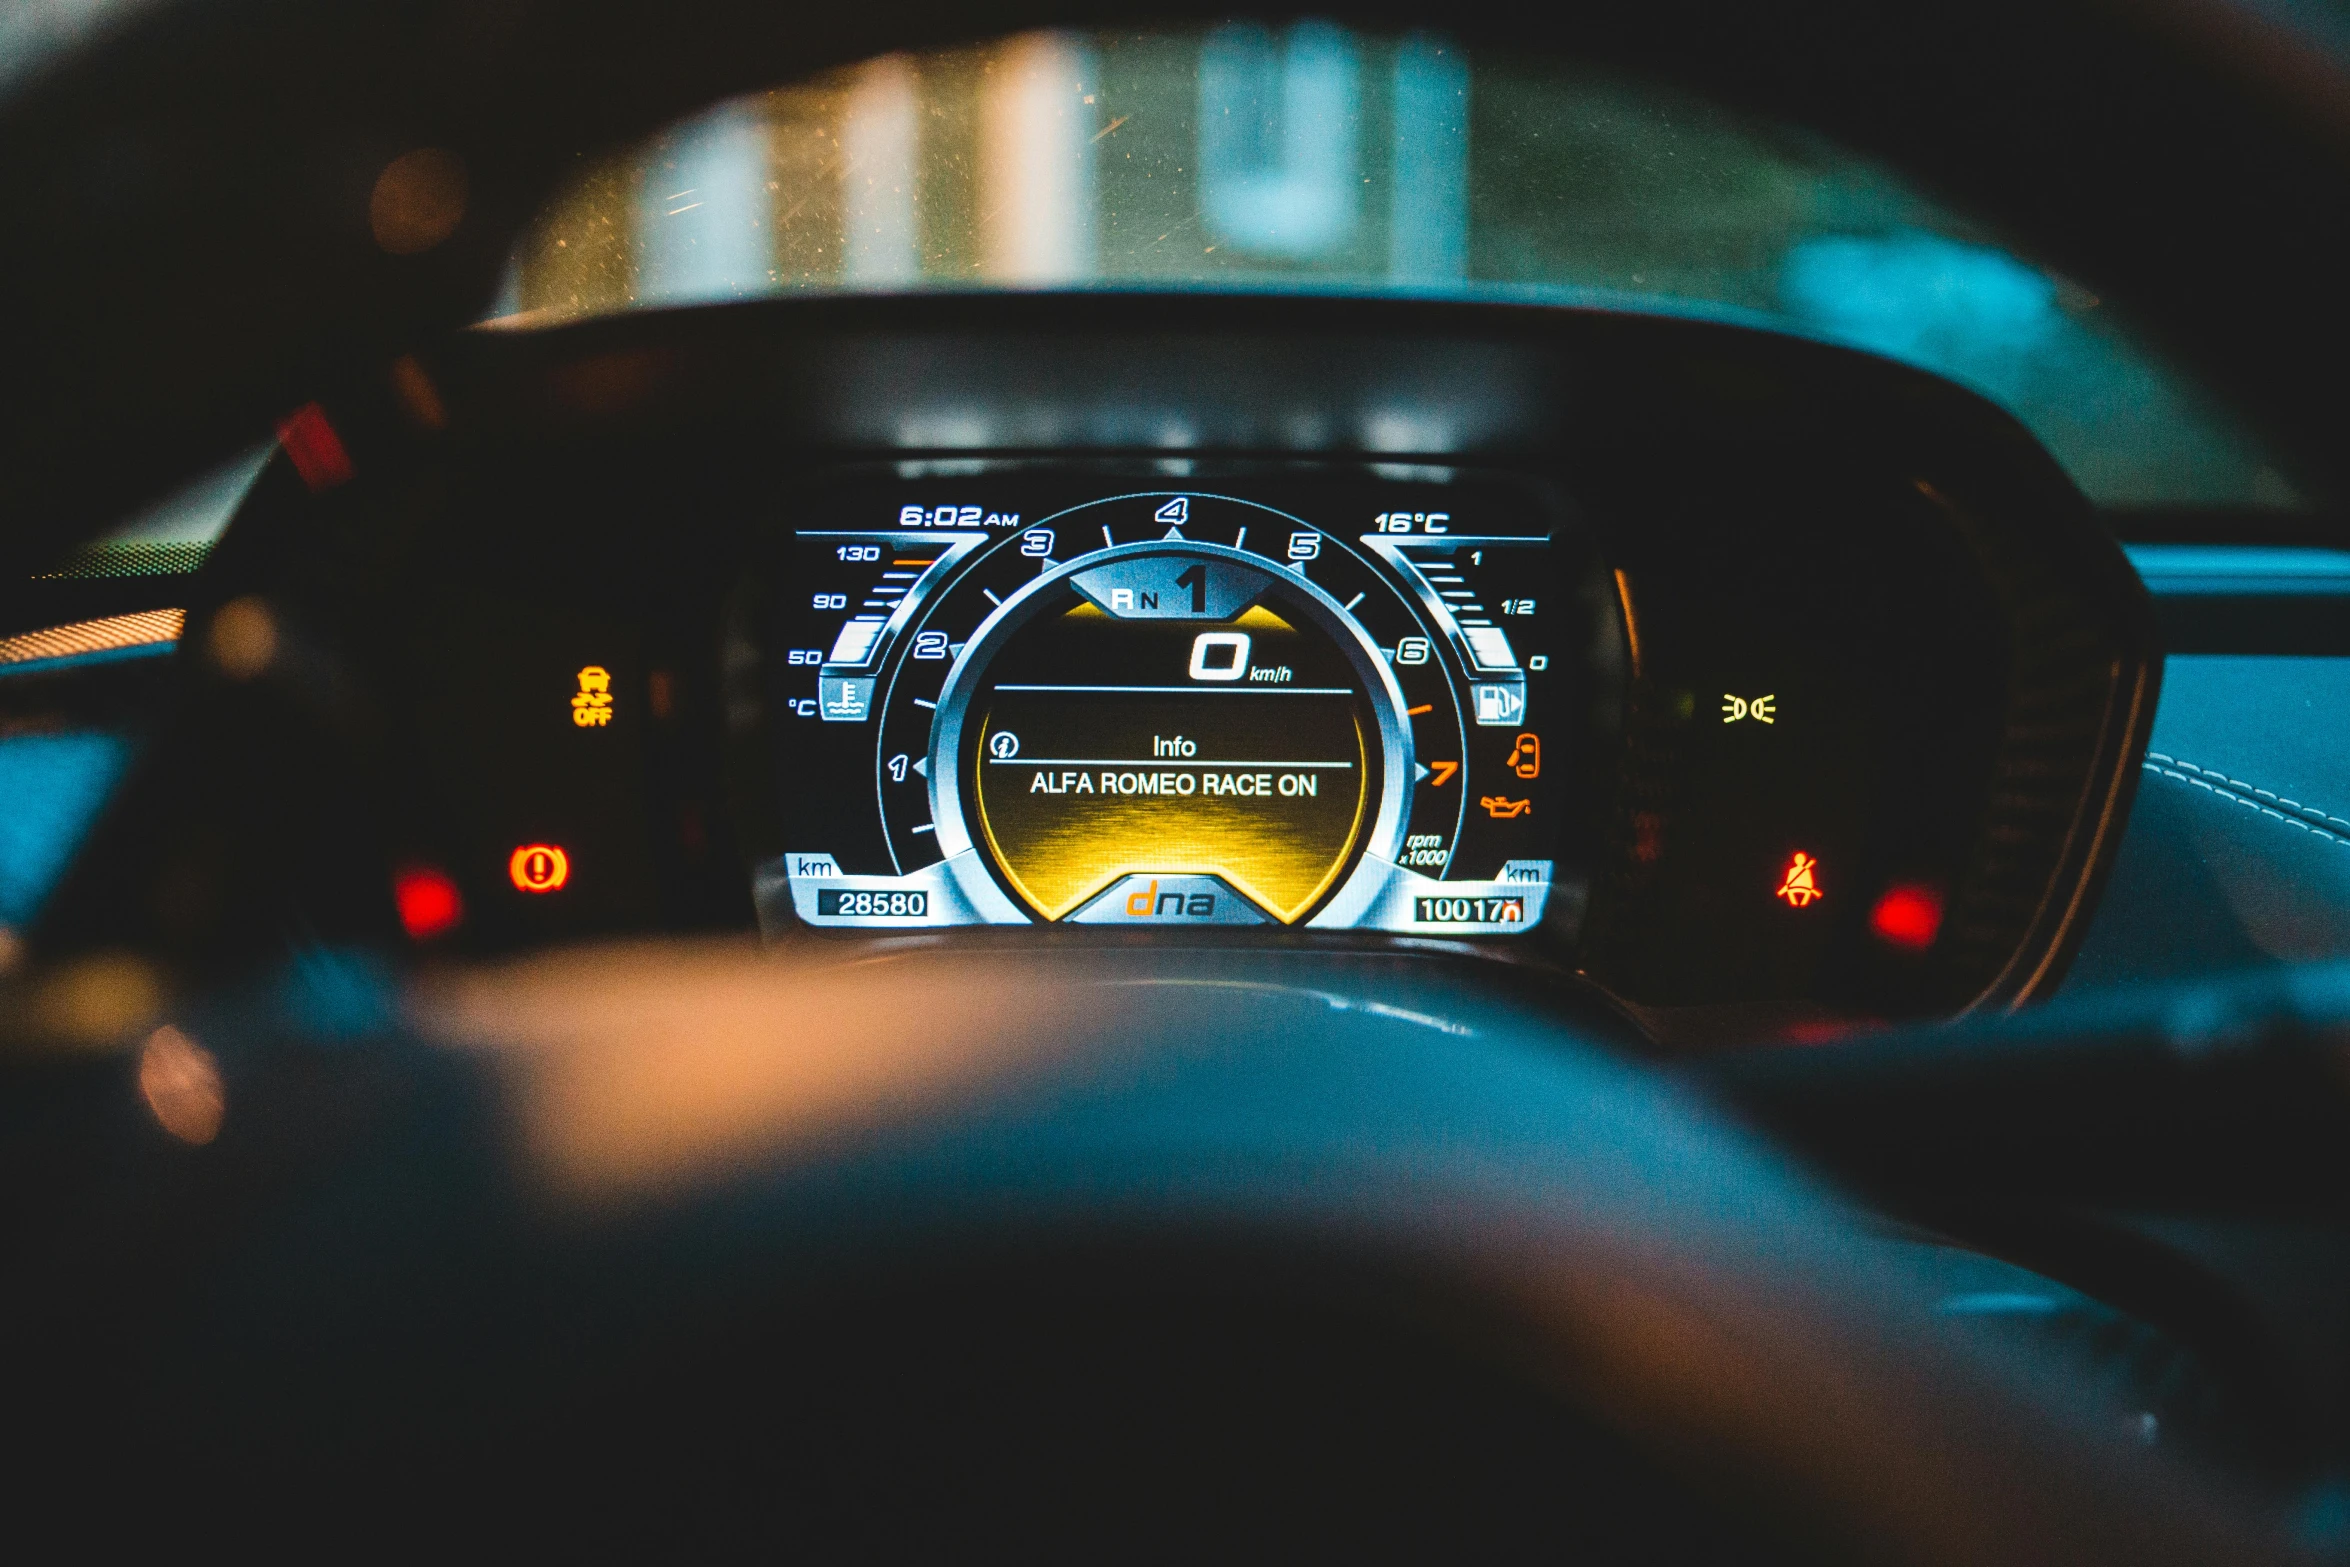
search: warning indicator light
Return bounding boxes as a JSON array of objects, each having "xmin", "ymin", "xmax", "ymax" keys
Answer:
[
  {"xmin": 509, "ymin": 844, "xmax": 570, "ymax": 893},
  {"xmin": 393, "ymin": 864, "xmax": 464, "ymax": 939},
  {"xmin": 1870, "ymin": 883, "xmax": 1945, "ymax": 950},
  {"xmin": 1775, "ymin": 851, "xmax": 1823, "ymax": 908},
  {"xmin": 572, "ymin": 665, "xmax": 614, "ymax": 728},
  {"xmin": 276, "ymin": 402, "xmax": 353, "ymax": 493}
]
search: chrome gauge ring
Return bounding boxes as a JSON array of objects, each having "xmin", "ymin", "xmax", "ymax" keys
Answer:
[{"xmin": 923, "ymin": 538, "xmax": 1414, "ymax": 927}]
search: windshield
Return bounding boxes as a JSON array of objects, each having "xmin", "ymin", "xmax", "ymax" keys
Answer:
[{"xmin": 498, "ymin": 24, "xmax": 2297, "ymax": 511}]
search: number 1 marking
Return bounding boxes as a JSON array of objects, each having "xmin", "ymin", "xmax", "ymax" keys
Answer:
[{"xmin": 1173, "ymin": 562, "xmax": 1208, "ymax": 614}]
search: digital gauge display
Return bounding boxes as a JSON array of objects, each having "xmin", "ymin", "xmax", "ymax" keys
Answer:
[{"xmin": 754, "ymin": 468, "xmax": 1610, "ymax": 937}]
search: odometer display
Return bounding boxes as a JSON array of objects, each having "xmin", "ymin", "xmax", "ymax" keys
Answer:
[
  {"xmin": 1414, "ymin": 896, "xmax": 1526, "ymax": 924},
  {"xmin": 816, "ymin": 888, "xmax": 929, "ymax": 918}
]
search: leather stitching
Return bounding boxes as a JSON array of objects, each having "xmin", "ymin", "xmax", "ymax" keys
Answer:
[{"xmin": 2143, "ymin": 752, "xmax": 2350, "ymax": 845}]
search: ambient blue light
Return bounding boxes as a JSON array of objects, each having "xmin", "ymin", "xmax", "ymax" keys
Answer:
[
  {"xmin": 0, "ymin": 731, "xmax": 132, "ymax": 926},
  {"xmin": 1780, "ymin": 233, "xmax": 2060, "ymax": 364}
]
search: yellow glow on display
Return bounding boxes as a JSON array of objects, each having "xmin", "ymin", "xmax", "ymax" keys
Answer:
[
  {"xmin": 973, "ymin": 702, "xmax": 1370, "ymax": 922},
  {"xmin": 970, "ymin": 595, "xmax": 1371, "ymax": 922}
]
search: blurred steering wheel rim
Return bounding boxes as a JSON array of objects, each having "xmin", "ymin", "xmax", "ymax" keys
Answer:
[{"xmin": 9, "ymin": 940, "xmax": 2313, "ymax": 1561}]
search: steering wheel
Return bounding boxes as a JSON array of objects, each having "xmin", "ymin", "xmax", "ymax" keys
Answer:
[
  {"xmin": 2, "ymin": 2, "xmax": 2342, "ymax": 1560},
  {"xmin": 10, "ymin": 940, "xmax": 2314, "ymax": 1558}
]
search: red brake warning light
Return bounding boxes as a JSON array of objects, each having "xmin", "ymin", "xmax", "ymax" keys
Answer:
[
  {"xmin": 509, "ymin": 844, "xmax": 570, "ymax": 893},
  {"xmin": 1870, "ymin": 883, "xmax": 1945, "ymax": 950},
  {"xmin": 393, "ymin": 864, "xmax": 464, "ymax": 939}
]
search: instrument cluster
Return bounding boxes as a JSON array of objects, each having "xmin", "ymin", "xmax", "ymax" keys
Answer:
[
  {"xmin": 230, "ymin": 295, "xmax": 2158, "ymax": 1043},
  {"xmin": 752, "ymin": 466, "xmax": 1617, "ymax": 939}
]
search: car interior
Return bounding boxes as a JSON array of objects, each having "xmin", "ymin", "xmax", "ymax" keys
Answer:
[{"xmin": 8, "ymin": 0, "xmax": 2350, "ymax": 1557}]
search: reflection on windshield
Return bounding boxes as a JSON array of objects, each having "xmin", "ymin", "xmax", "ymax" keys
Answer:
[{"xmin": 500, "ymin": 24, "xmax": 2296, "ymax": 510}]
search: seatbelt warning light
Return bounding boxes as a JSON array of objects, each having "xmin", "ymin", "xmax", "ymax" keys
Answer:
[
  {"xmin": 1775, "ymin": 851, "xmax": 1823, "ymax": 908},
  {"xmin": 510, "ymin": 843, "xmax": 570, "ymax": 893}
]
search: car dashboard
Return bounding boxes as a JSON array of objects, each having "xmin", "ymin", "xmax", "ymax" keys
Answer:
[
  {"xmin": 13, "ymin": 286, "xmax": 2350, "ymax": 1514},
  {"xmin": 28, "ymin": 292, "xmax": 2144, "ymax": 1047}
]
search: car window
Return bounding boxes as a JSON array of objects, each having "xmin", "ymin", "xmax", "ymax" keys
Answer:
[{"xmin": 497, "ymin": 25, "xmax": 2299, "ymax": 511}]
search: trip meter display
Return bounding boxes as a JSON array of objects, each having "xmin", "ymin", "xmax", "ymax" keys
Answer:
[{"xmin": 753, "ymin": 467, "xmax": 1611, "ymax": 938}]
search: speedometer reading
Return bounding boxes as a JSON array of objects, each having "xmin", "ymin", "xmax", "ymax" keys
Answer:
[
  {"xmin": 955, "ymin": 547, "xmax": 1383, "ymax": 923},
  {"xmin": 759, "ymin": 472, "xmax": 1587, "ymax": 936}
]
